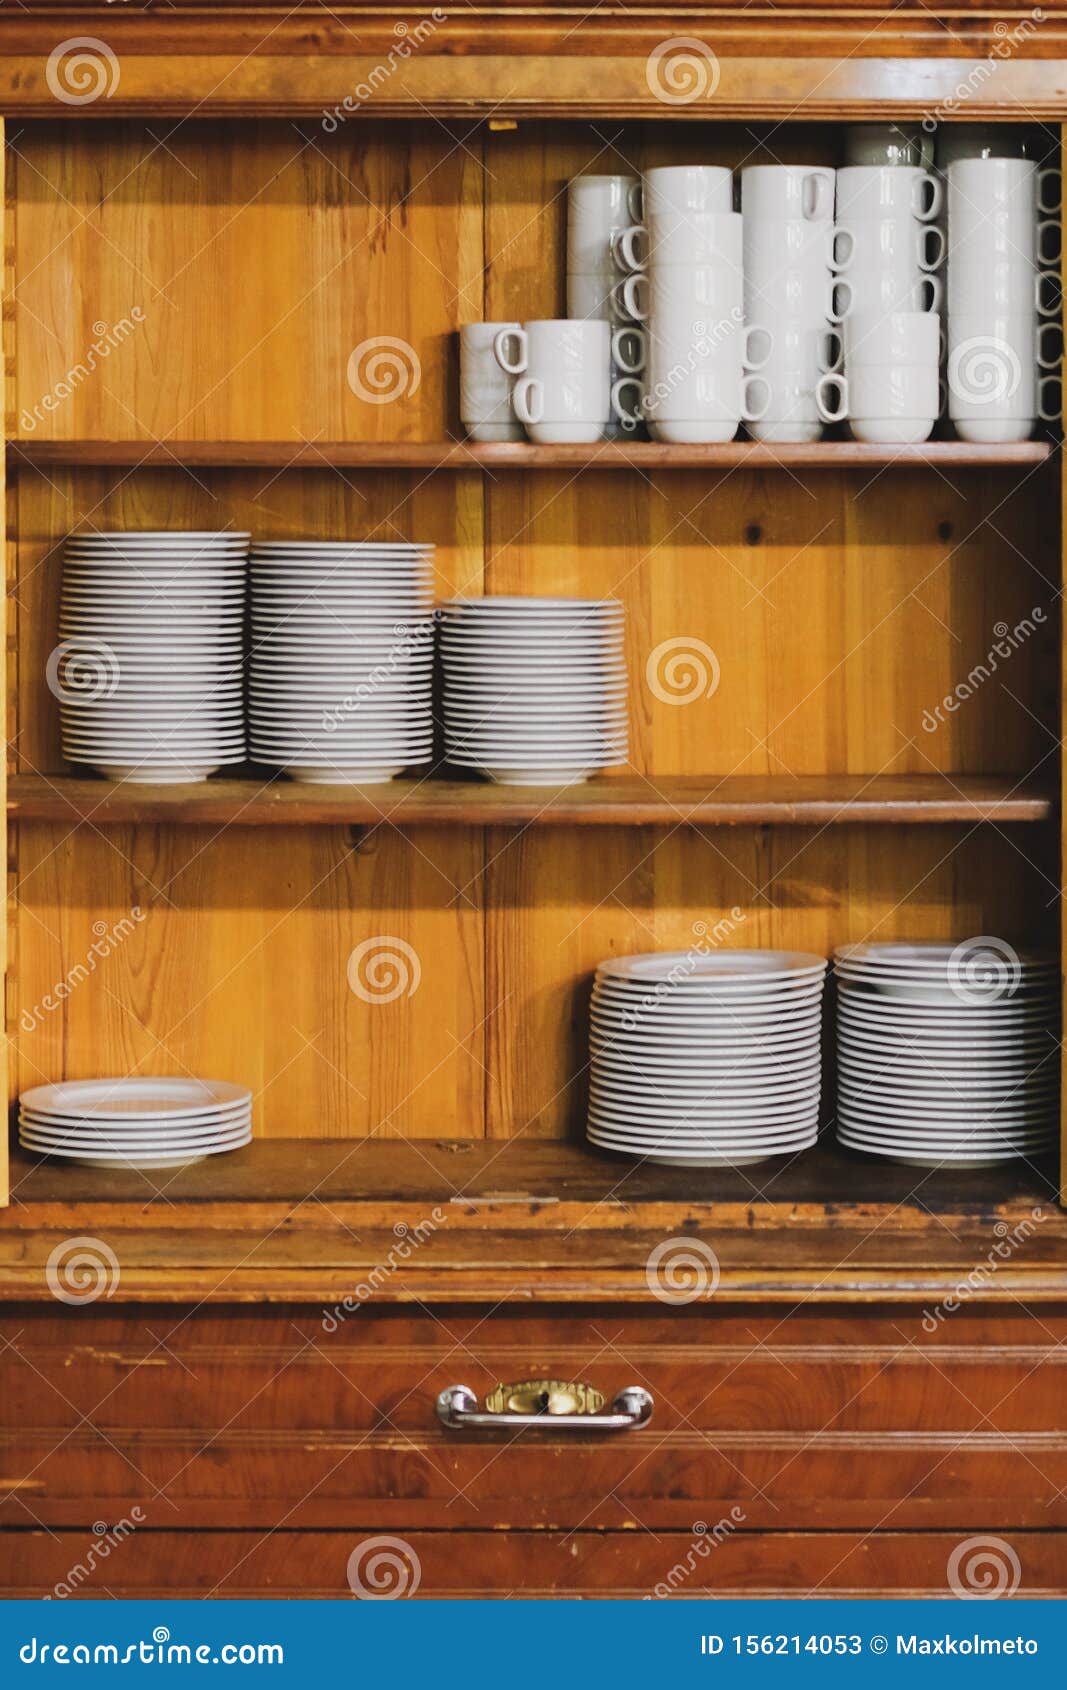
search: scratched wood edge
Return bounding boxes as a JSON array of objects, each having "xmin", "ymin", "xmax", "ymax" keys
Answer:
[{"xmin": 5, "ymin": 55, "xmax": 1067, "ymax": 118}]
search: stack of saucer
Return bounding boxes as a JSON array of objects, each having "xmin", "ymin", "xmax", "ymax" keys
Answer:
[
  {"xmin": 438, "ymin": 596, "xmax": 628, "ymax": 785},
  {"xmin": 586, "ymin": 949, "xmax": 828, "ymax": 1166},
  {"xmin": 56, "ymin": 530, "xmax": 248, "ymax": 783},
  {"xmin": 18, "ymin": 1078, "xmax": 253, "ymax": 1170},
  {"xmin": 248, "ymin": 540, "xmax": 435, "ymax": 784},
  {"xmin": 835, "ymin": 941, "xmax": 1060, "ymax": 1166}
]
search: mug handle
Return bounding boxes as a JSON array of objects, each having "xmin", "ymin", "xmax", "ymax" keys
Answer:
[
  {"xmin": 494, "ymin": 327, "xmax": 527, "ymax": 375},
  {"xmin": 1036, "ymin": 269, "xmax": 1063, "ymax": 319},
  {"xmin": 741, "ymin": 374, "xmax": 771, "ymax": 423},
  {"xmin": 611, "ymin": 325, "xmax": 647, "ymax": 375},
  {"xmin": 804, "ymin": 170, "xmax": 835, "ymax": 221},
  {"xmin": 914, "ymin": 171, "xmax": 943, "ymax": 222},
  {"xmin": 512, "ymin": 376, "xmax": 544, "ymax": 426},
  {"xmin": 617, "ymin": 271, "xmax": 649, "ymax": 322},
  {"xmin": 628, "ymin": 180, "xmax": 644, "ymax": 223},
  {"xmin": 816, "ymin": 372, "xmax": 848, "ymax": 423},
  {"xmin": 1035, "ymin": 319, "xmax": 1063, "ymax": 371},
  {"xmin": 818, "ymin": 327, "xmax": 844, "ymax": 373},
  {"xmin": 1038, "ymin": 168, "xmax": 1062, "ymax": 216},
  {"xmin": 1038, "ymin": 373, "xmax": 1061, "ymax": 424},
  {"xmin": 611, "ymin": 376, "xmax": 644, "ymax": 431},
  {"xmin": 918, "ymin": 223, "xmax": 945, "ymax": 271},
  {"xmin": 1037, "ymin": 217, "xmax": 1062, "ymax": 268},
  {"xmin": 612, "ymin": 224, "xmax": 647, "ymax": 274},
  {"xmin": 743, "ymin": 324, "xmax": 773, "ymax": 372},
  {"xmin": 917, "ymin": 272, "xmax": 943, "ymax": 313},
  {"xmin": 828, "ymin": 278, "xmax": 853, "ymax": 323},
  {"xmin": 829, "ymin": 224, "xmax": 854, "ymax": 272}
]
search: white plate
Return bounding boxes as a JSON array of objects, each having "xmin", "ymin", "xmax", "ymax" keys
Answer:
[
  {"xmin": 835, "ymin": 941, "xmax": 1056, "ymax": 971},
  {"xmin": 20, "ymin": 1077, "xmax": 251, "ymax": 1119},
  {"xmin": 598, "ymin": 950, "xmax": 826, "ymax": 985},
  {"xmin": 20, "ymin": 1103, "xmax": 253, "ymax": 1134},
  {"xmin": 20, "ymin": 1125, "xmax": 252, "ymax": 1153}
]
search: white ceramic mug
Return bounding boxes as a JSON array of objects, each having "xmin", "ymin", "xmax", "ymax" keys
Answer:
[
  {"xmin": 645, "ymin": 374, "xmax": 772, "ymax": 443},
  {"xmin": 613, "ymin": 208, "xmax": 743, "ymax": 272},
  {"xmin": 639, "ymin": 165, "xmax": 733, "ymax": 220},
  {"xmin": 619, "ymin": 262, "xmax": 744, "ymax": 325},
  {"xmin": 946, "ymin": 158, "xmax": 1054, "ymax": 248},
  {"xmin": 816, "ymin": 364, "xmax": 940, "ymax": 443},
  {"xmin": 494, "ymin": 319, "xmax": 619, "ymax": 443},
  {"xmin": 567, "ymin": 270, "xmax": 640, "ymax": 325},
  {"xmin": 460, "ymin": 322, "xmax": 523, "ymax": 442},
  {"xmin": 741, "ymin": 165, "xmax": 836, "ymax": 222},
  {"xmin": 835, "ymin": 165, "xmax": 942, "ymax": 222},
  {"xmin": 840, "ymin": 309, "xmax": 941, "ymax": 367},
  {"xmin": 567, "ymin": 174, "xmax": 642, "ymax": 273},
  {"xmin": 947, "ymin": 324, "xmax": 1059, "ymax": 441},
  {"xmin": 744, "ymin": 217, "xmax": 842, "ymax": 272}
]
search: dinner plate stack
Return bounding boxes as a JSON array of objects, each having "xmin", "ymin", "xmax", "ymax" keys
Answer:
[
  {"xmin": 438, "ymin": 596, "xmax": 629, "ymax": 785},
  {"xmin": 18, "ymin": 1078, "xmax": 253, "ymax": 1170},
  {"xmin": 586, "ymin": 949, "xmax": 828, "ymax": 1166},
  {"xmin": 248, "ymin": 540, "xmax": 435, "ymax": 784},
  {"xmin": 56, "ymin": 530, "xmax": 249, "ymax": 783},
  {"xmin": 834, "ymin": 941, "xmax": 1060, "ymax": 1167}
]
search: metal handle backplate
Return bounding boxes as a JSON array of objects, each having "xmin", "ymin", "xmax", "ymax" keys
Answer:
[{"xmin": 436, "ymin": 1380, "xmax": 653, "ymax": 1432}]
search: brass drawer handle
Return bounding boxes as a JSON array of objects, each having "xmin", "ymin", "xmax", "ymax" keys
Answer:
[{"xmin": 436, "ymin": 1379, "xmax": 653, "ymax": 1432}]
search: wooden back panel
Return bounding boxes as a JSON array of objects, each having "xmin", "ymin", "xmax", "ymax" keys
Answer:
[{"xmin": 4, "ymin": 119, "xmax": 1061, "ymax": 1146}]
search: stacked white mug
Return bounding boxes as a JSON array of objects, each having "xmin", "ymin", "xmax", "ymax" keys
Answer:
[
  {"xmin": 816, "ymin": 310, "xmax": 941, "ymax": 443},
  {"xmin": 741, "ymin": 164, "xmax": 838, "ymax": 443},
  {"xmin": 833, "ymin": 164, "xmax": 945, "ymax": 319},
  {"xmin": 460, "ymin": 323, "xmax": 523, "ymax": 441},
  {"xmin": 946, "ymin": 156, "xmax": 1061, "ymax": 443},
  {"xmin": 493, "ymin": 319, "xmax": 641, "ymax": 443},
  {"xmin": 567, "ymin": 174, "xmax": 644, "ymax": 435},
  {"xmin": 613, "ymin": 166, "xmax": 770, "ymax": 442}
]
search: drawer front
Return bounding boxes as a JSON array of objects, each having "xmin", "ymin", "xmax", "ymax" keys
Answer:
[
  {"xmin": 1, "ymin": 1530, "xmax": 1065, "ymax": 1600},
  {"xmin": 2, "ymin": 1303, "xmax": 1066, "ymax": 1531}
]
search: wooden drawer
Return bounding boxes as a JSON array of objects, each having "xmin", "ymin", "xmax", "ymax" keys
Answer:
[
  {"xmin": 1, "ymin": 1530, "xmax": 1065, "ymax": 1599},
  {"xmin": 2, "ymin": 1302, "xmax": 1067, "ymax": 1532}
]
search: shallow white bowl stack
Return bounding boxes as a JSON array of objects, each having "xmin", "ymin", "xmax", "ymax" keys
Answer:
[
  {"xmin": 248, "ymin": 540, "xmax": 435, "ymax": 784},
  {"xmin": 438, "ymin": 596, "xmax": 629, "ymax": 785},
  {"xmin": 18, "ymin": 1078, "xmax": 253, "ymax": 1170},
  {"xmin": 57, "ymin": 530, "xmax": 249, "ymax": 784},
  {"xmin": 834, "ymin": 941, "xmax": 1060, "ymax": 1167},
  {"xmin": 586, "ymin": 950, "xmax": 828, "ymax": 1166}
]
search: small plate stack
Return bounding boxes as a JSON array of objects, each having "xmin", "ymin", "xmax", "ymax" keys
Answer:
[
  {"xmin": 835, "ymin": 941, "xmax": 1060, "ymax": 1167},
  {"xmin": 248, "ymin": 540, "xmax": 435, "ymax": 784},
  {"xmin": 18, "ymin": 1078, "xmax": 253, "ymax": 1170},
  {"xmin": 586, "ymin": 949, "xmax": 828, "ymax": 1166},
  {"xmin": 438, "ymin": 596, "xmax": 628, "ymax": 785},
  {"xmin": 56, "ymin": 531, "xmax": 249, "ymax": 784}
]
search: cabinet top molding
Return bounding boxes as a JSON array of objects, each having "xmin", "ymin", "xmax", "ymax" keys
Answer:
[{"xmin": 3, "ymin": 6, "xmax": 1067, "ymax": 117}]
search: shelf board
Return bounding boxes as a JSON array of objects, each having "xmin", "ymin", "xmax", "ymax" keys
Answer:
[
  {"xmin": 2, "ymin": 1138, "xmax": 1063, "ymax": 1304},
  {"xmin": 8, "ymin": 772, "xmax": 1055, "ymax": 828},
  {"xmin": 6, "ymin": 439, "xmax": 1055, "ymax": 473}
]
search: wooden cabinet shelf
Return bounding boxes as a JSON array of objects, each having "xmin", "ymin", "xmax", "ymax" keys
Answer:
[
  {"xmin": 2, "ymin": 1137, "xmax": 1063, "ymax": 1304},
  {"xmin": 6, "ymin": 439, "xmax": 1055, "ymax": 473},
  {"xmin": 8, "ymin": 772, "xmax": 1054, "ymax": 828}
]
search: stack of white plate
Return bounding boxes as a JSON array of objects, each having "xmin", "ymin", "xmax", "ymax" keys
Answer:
[
  {"xmin": 438, "ymin": 596, "xmax": 629, "ymax": 785},
  {"xmin": 56, "ymin": 531, "xmax": 249, "ymax": 783},
  {"xmin": 248, "ymin": 540, "xmax": 435, "ymax": 784},
  {"xmin": 586, "ymin": 950, "xmax": 828, "ymax": 1166},
  {"xmin": 18, "ymin": 1078, "xmax": 253, "ymax": 1170},
  {"xmin": 835, "ymin": 941, "xmax": 1060, "ymax": 1167}
]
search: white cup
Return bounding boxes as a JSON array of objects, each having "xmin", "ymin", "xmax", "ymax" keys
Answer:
[
  {"xmin": 947, "ymin": 323, "xmax": 1059, "ymax": 441},
  {"xmin": 845, "ymin": 124, "xmax": 934, "ymax": 170},
  {"xmin": 841, "ymin": 309, "xmax": 941, "ymax": 368},
  {"xmin": 494, "ymin": 319, "xmax": 625, "ymax": 443},
  {"xmin": 460, "ymin": 323, "xmax": 523, "ymax": 442},
  {"xmin": 646, "ymin": 375, "xmax": 772, "ymax": 444},
  {"xmin": 645, "ymin": 310, "xmax": 770, "ymax": 436},
  {"xmin": 741, "ymin": 165, "xmax": 836, "ymax": 222},
  {"xmin": 816, "ymin": 364, "xmax": 940, "ymax": 443},
  {"xmin": 619, "ymin": 262, "xmax": 743, "ymax": 326},
  {"xmin": 640, "ymin": 165, "xmax": 733, "ymax": 220},
  {"xmin": 946, "ymin": 158, "xmax": 1054, "ymax": 249},
  {"xmin": 568, "ymin": 270, "xmax": 640, "ymax": 325},
  {"xmin": 835, "ymin": 217, "xmax": 945, "ymax": 273},
  {"xmin": 744, "ymin": 217, "xmax": 840, "ymax": 272},
  {"xmin": 831, "ymin": 261, "xmax": 942, "ymax": 316},
  {"xmin": 835, "ymin": 165, "xmax": 942, "ymax": 222},
  {"xmin": 567, "ymin": 174, "xmax": 642, "ymax": 273},
  {"xmin": 613, "ymin": 208, "xmax": 743, "ymax": 273}
]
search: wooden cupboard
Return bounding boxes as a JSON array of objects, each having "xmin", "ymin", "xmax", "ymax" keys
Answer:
[{"xmin": 0, "ymin": 0, "xmax": 1065, "ymax": 1599}]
